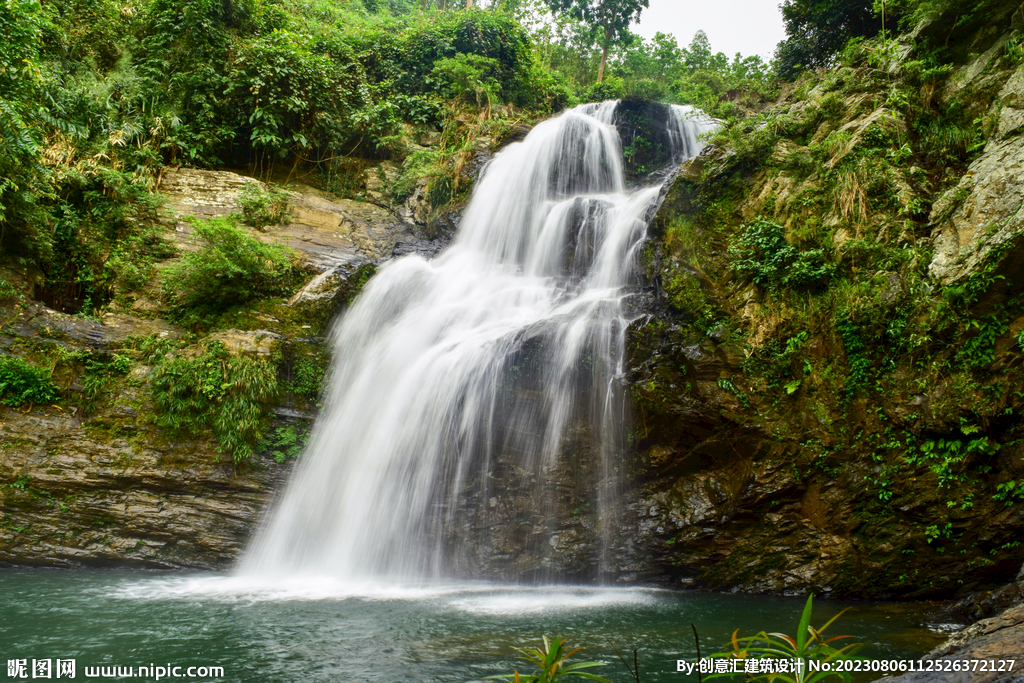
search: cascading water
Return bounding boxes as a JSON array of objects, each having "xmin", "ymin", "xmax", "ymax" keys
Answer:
[{"xmin": 242, "ymin": 101, "xmax": 716, "ymax": 582}]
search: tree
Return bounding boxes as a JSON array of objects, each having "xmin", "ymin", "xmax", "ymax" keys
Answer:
[
  {"xmin": 775, "ymin": 0, "xmax": 883, "ymax": 80},
  {"xmin": 544, "ymin": 0, "xmax": 649, "ymax": 82}
]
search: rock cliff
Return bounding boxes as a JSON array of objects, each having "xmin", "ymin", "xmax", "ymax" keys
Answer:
[{"xmin": 616, "ymin": 3, "xmax": 1024, "ymax": 598}]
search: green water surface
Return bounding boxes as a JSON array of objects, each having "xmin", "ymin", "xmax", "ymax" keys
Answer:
[{"xmin": 0, "ymin": 571, "xmax": 949, "ymax": 682}]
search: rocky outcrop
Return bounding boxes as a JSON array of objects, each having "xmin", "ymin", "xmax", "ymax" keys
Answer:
[
  {"xmin": 0, "ymin": 404, "xmax": 294, "ymax": 569},
  {"xmin": 159, "ymin": 167, "xmax": 418, "ymax": 267},
  {"xmin": 0, "ymin": 298, "xmax": 300, "ymax": 568},
  {"xmin": 929, "ymin": 62, "xmax": 1024, "ymax": 289},
  {"xmin": 881, "ymin": 600, "xmax": 1024, "ymax": 682}
]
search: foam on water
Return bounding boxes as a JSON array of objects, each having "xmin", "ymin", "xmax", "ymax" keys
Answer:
[{"xmin": 107, "ymin": 575, "xmax": 663, "ymax": 614}]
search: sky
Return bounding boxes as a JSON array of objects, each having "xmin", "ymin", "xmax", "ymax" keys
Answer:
[{"xmin": 633, "ymin": 0, "xmax": 787, "ymax": 62}]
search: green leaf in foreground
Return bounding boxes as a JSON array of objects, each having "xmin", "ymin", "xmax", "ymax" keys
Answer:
[{"xmin": 486, "ymin": 636, "xmax": 615, "ymax": 683}]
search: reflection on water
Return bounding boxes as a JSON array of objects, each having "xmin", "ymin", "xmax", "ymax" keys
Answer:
[{"xmin": 0, "ymin": 570, "xmax": 948, "ymax": 683}]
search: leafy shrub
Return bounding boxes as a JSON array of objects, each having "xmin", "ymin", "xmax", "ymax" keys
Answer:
[
  {"xmin": 729, "ymin": 219, "xmax": 836, "ymax": 293},
  {"xmin": 238, "ymin": 182, "xmax": 291, "ymax": 230},
  {"xmin": 775, "ymin": 0, "xmax": 886, "ymax": 81},
  {"xmin": 162, "ymin": 216, "xmax": 300, "ymax": 324},
  {"xmin": 0, "ymin": 279, "xmax": 19, "ymax": 299},
  {"xmin": 625, "ymin": 77, "xmax": 669, "ymax": 101},
  {"xmin": 136, "ymin": 0, "xmax": 244, "ymax": 164},
  {"xmin": 0, "ymin": 0, "xmax": 54, "ymax": 258},
  {"xmin": 289, "ymin": 356, "xmax": 328, "ymax": 402},
  {"xmin": 585, "ymin": 78, "xmax": 625, "ymax": 102},
  {"xmin": 994, "ymin": 480, "xmax": 1024, "ymax": 506},
  {"xmin": 150, "ymin": 341, "xmax": 278, "ymax": 464},
  {"xmin": 81, "ymin": 352, "xmax": 132, "ymax": 403},
  {"xmin": 430, "ymin": 53, "xmax": 501, "ymax": 108},
  {"xmin": 258, "ymin": 425, "xmax": 308, "ymax": 464},
  {"xmin": 916, "ymin": 116, "xmax": 983, "ymax": 166},
  {"xmin": 907, "ymin": 436, "xmax": 1000, "ymax": 488},
  {"xmin": 742, "ymin": 332, "xmax": 811, "ymax": 392},
  {"xmin": 400, "ymin": 11, "xmax": 535, "ymax": 106},
  {"xmin": 486, "ymin": 636, "xmax": 613, "ymax": 683},
  {"xmin": 836, "ymin": 316, "xmax": 872, "ymax": 398},
  {"xmin": 956, "ymin": 312, "xmax": 1008, "ymax": 369},
  {"xmin": 226, "ymin": 30, "xmax": 365, "ymax": 159},
  {"xmin": 1006, "ymin": 36, "xmax": 1024, "ymax": 65},
  {"xmin": 0, "ymin": 357, "xmax": 59, "ymax": 407}
]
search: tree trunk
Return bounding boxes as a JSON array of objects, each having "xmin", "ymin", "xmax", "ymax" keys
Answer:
[
  {"xmin": 466, "ymin": 0, "xmax": 473, "ymax": 8},
  {"xmin": 597, "ymin": 24, "xmax": 613, "ymax": 83}
]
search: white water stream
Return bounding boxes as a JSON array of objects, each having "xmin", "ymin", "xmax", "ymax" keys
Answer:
[{"xmin": 242, "ymin": 101, "xmax": 715, "ymax": 581}]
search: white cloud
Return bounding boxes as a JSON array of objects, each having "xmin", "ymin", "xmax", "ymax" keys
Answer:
[{"xmin": 633, "ymin": 0, "xmax": 787, "ymax": 61}]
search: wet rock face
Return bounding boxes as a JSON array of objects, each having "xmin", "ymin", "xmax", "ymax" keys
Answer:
[
  {"xmin": 0, "ymin": 401, "xmax": 295, "ymax": 569},
  {"xmin": 617, "ymin": 307, "xmax": 1024, "ymax": 597},
  {"xmin": 613, "ymin": 98, "xmax": 679, "ymax": 182}
]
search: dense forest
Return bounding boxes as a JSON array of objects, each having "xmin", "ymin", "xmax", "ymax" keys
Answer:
[{"xmin": 0, "ymin": 0, "xmax": 773, "ymax": 310}]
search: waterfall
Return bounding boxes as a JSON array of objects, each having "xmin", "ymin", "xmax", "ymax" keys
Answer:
[{"xmin": 241, "ymin": 101, "xmax": 716, "ymax": 582}]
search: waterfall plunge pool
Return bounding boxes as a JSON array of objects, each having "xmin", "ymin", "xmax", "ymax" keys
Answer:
[{"xmin": 0, "ymin": 570, "xmax": 949, "ymax": 682}]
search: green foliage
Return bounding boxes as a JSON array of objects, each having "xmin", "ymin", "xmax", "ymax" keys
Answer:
[
  {"xmin": 543, "ymin": 0, "xmax": 649, "ymax": 81},
  {"xmin": 942, "ymin": 245, "xmax": 1012, "ymax": 310},
  {"xmin": 238, "ymin": 182, "xmax": 291, "ymax": 230},
  {"xmin": 742, "ymin": 332, "xmax": 811, "ymax": 393},
  {"xmin": 706, "ymin": 595, "xmax": 863, "ymax": 682},
  {"xmin": 955, "ymin": 312, "xmax": 1008, "ymax": 369},
  {"xmin": 0, "ymin": 0, "xmax": 47, "ymax": 176},
  {"xmin": 835, "ymin": 317, "xmax": 872, "ymax": 399},
  {"xmin": 915, "ymin": 115, "xmax": 983, "ymax": 166},
  {"xmin": 162, "ymin": 216, "xmax": 299, "ymax": 325},
  {"xmin": 775, "ymin": 0, "xmax": 886, "ymax": 80},
  {"xmin": 226, "ymin": 29, "xmax": 365, "ymax": 158},
  {"xmin": 0, "ymin": 357, "xmax": 59, "ymax": 408},
  {"xmin": 150, "ymin": 341, "xmax": 278, "ymax": 464},
  {"xmin": 288, "ymin": 355, "xmax": 329, "ymax": 401},
  {"xmin": 717, "ymin": 378, "xmax": 751, "ymax": 409},
  {"xmin": 907, "ymin": 436, "xmax": 1000, "ymax": 487},
  {"xmin": 258, "ymin": 424, "xmax": 308, "ymax": 463},
  {"xmin": 584, "ymin": 78, "xmax": 625, "ymax": 102},
  {"xmin": 486, "ymin": 636, "xmax": 614, "ymax": 683},
  {"xmin": 923, "ymin": 521, "xmax": 952, "ymax": 544},
  {"xmin": 0, "ymin": 279, "xmax": 19, "ymax": 299},
  {"xmin": 993, "ymin": 480, "xmax": 1024, "ymax": 506},
  {"xmin": 384, "ymin": 10, "xmax": 539, "ymax": 111},
  {"xmin": 729, "ymin": 219, "xmax": 836, "ymax": 293},
  {"xmin": 430, "ymin": 53, "xmax": 501, "ymax": 108},
  {"xmin": 1006, "ymin": 35, "xmax": 1024, "ymax": 65},
  {"xmin": 665, "ymin": 272, "xmax": 718, "ymax": 332},
  {"xmin": 81, "ymin": 352, "xmax": 132, "ymax": 403}
]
